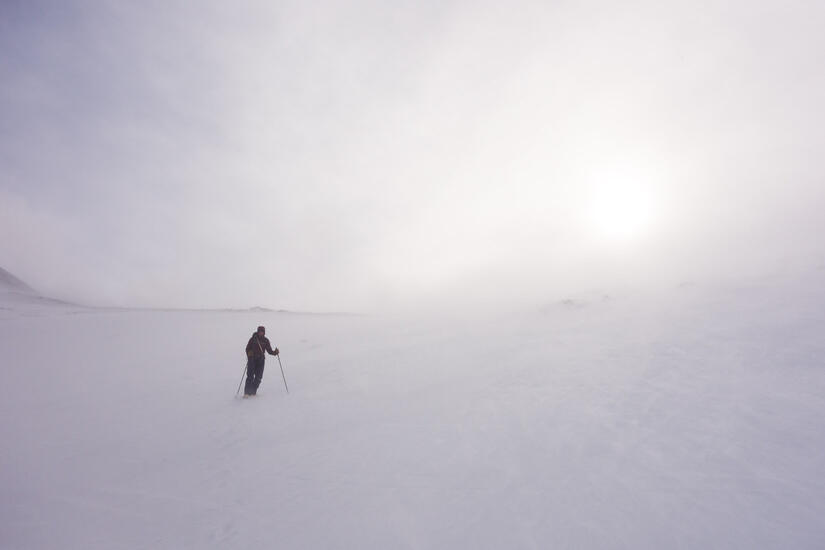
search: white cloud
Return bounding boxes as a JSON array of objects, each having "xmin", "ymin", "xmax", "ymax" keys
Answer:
[{"xmin": 1, "ymin": 0, "xmax": 824, "ymax": 311}]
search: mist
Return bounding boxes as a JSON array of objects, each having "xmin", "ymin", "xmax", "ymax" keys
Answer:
[{"xmin": 2, "ymin": 0, "xmax": 824, "ymax": 312}]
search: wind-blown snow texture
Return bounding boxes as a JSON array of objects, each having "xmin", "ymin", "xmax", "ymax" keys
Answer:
[{"xmin": 1, "ymin": 272, "xmax": 824, "ymax": 549}]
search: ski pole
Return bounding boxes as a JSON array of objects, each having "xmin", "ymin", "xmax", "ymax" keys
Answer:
[
  {"xmin": 236, "ymin": 363, "xmax": 247, "ymax": 396},
  {"xmin": 277, "ymin": 355, "xmax": 289, "ymax": 394}
]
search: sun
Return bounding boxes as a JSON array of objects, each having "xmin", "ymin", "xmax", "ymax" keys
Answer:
[{"xmin": 586, "ymin": 184, "xmax": 656, "ymax": 246}]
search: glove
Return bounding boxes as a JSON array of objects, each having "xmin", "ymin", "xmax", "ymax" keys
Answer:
[{"xmin": 274, "ymin": 347, "xmax": 280, "ymax": 355}]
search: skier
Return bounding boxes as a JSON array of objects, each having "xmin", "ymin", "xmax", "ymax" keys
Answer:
[{"xmin": 244, "ymin": 325, "xmax": 279, "ymax": 397}]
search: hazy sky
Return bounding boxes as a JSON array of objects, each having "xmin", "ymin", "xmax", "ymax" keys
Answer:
[{"xmin": 1, "ymin": 1, "xmax": 824, "ymax": 311}]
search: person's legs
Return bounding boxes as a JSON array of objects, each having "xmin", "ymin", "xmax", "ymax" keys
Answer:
[
  {"xmin": 244, "ymin": 359, "xmax": 257, "ymax": 396},
  {"xmin": 251, "ymin": 358, "xmax": 265, "ymax": 394}
]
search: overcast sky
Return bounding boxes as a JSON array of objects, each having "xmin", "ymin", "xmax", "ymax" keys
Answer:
[{"xmin": 1, "ymin": 1, "xmax": 824, "ymax": 311}]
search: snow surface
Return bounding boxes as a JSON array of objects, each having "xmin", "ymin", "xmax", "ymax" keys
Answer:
[{"xmin": 1, "ymin": 273, "xmax": 825, "ymax": 549}]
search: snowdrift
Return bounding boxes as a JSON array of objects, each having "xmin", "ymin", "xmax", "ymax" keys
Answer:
[{"xmin": 1, "ymin": 272, "xmax": 824, "ymax": 549}]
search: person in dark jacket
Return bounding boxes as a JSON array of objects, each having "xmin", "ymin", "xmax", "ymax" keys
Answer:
[{"xmin": 244, "ymin": 325, "xmax": 279, "ymax": 397}]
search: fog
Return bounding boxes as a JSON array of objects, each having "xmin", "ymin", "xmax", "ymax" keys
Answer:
[{"xmin": 2, "ymin": 1, "xmax": 824, "ymax": 312}]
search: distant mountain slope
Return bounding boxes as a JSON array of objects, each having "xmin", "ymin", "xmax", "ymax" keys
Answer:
[
  {"xmin": 0, "ymin": 266, "xmax": 35, "ymax": 293},
  {"xmin": 0, "ymin": 266, "xmax": 81, "ymax": 312}
]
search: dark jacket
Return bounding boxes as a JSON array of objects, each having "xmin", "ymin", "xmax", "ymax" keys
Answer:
[{"xmin": 246, "ymin": 333, "xmax": 277, "ymax": 359}]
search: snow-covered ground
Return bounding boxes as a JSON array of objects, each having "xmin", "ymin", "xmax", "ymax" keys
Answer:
[{"xmin": 1, "ymin": 272, "xmax": 824, "ymax": 549}]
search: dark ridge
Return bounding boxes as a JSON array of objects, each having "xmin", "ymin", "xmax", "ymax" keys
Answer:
[{"xmin": 0, "ymin": 266, "xmax": 36, "ymax": 293}]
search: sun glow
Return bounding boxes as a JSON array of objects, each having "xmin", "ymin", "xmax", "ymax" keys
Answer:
[{"xmin": 586, "ymin": 183, "xmax": 657, "ymax": 246}]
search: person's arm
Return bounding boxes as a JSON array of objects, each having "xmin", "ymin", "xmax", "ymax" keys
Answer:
[
  {"xmin": 265, "ymin": 338, "xmax": 280, "ymax": 356},
  {"xmin": 246, "ymin": 337, "xmax": 256, "ymax": 358}
]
